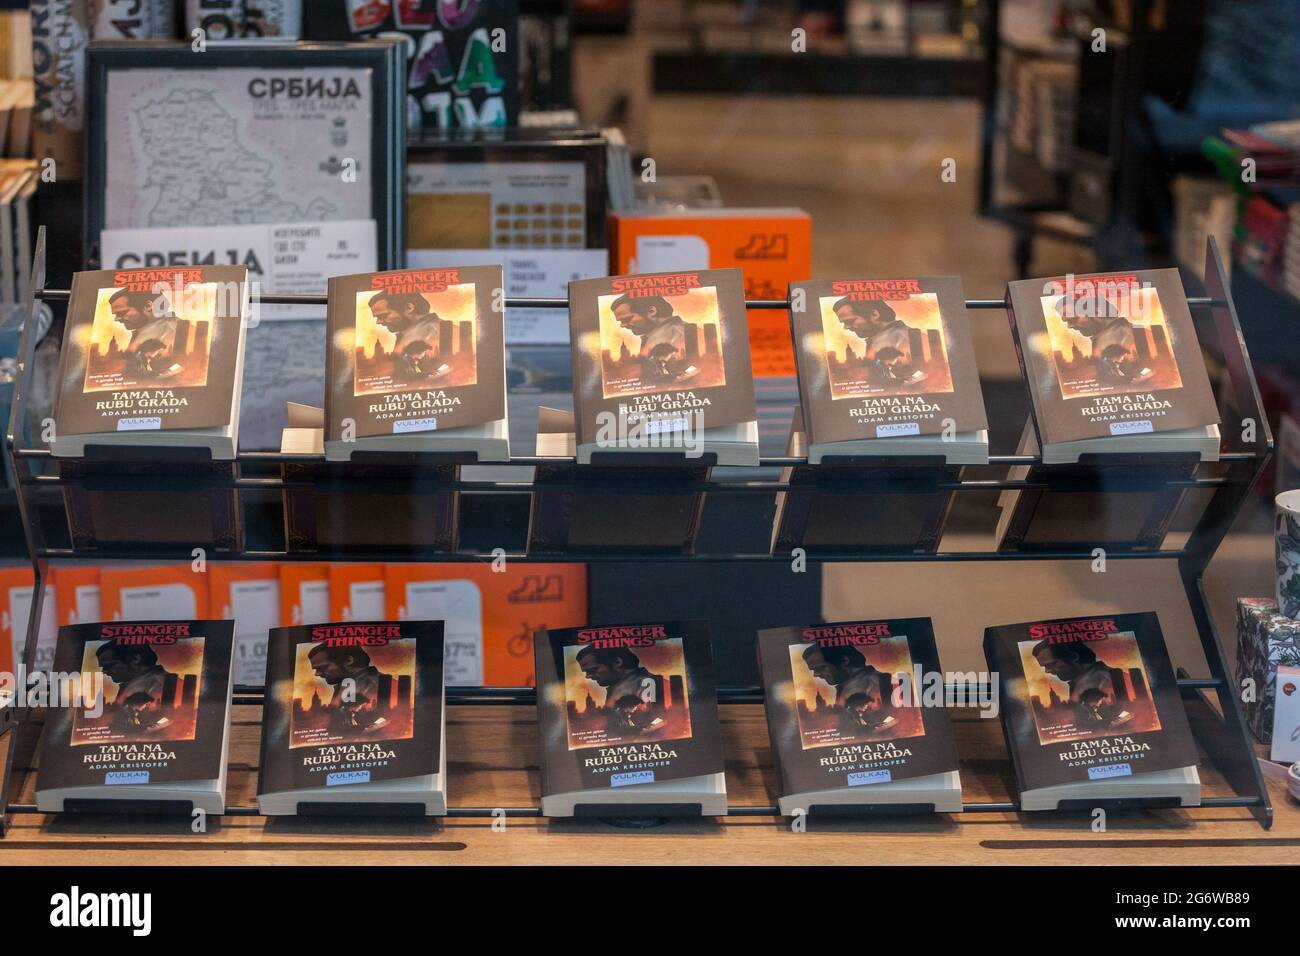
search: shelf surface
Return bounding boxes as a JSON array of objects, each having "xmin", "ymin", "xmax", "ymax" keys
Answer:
[{"xmin": 4, "ymin": 703, "xmax": 1296, "ymax": 865}]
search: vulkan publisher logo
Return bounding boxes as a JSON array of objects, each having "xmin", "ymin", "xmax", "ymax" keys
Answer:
[{"xmin": 49, "ymin": 886, "xmax": 151, "ymax": 936}]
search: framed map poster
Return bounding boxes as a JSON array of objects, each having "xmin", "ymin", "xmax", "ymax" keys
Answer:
[{"xmin": 85, "ymin": 40, "xmax": 407, "ymax": 287}]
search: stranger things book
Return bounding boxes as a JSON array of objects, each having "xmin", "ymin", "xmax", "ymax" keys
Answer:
[
  {"xmin": 36, "ymin": 620, "xmax": 235, "ymax": 814},
  {"xmin": 984, "ymin": 612, "xmax": 1201, "ymax": 811},
  {"xmin": 533, "ymin": 621, "xmax": 726, "ymax": 816},
  {"xmin": 325, "ymin": 266, "xmax": 508, "ymax": 460},
  {"xmin": 788, "ymin": 277, "xmax": 988, "ymax": 463},
  {"xmin": 1005, "ymin": 269, "xmax": 1220, "ymax": 462},
  {"xmin": 758, "ymin": 618, "xmax": 961, "ymax": 814},
  {"xmin": 568, "ymin": 269, "xmax": 759, "ymax": 465},
  {"xmin": 257, "ymin": 620, "xmax": 446, "ymax": 815},
  {"xmin": 52, "ymin": 266, "xmax": 250, "ymax": 458}
]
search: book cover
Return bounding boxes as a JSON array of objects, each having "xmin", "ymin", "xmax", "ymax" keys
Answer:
[
  {"xmin": 54, "ymin": 266, "xmax": 248, "ymax": 440},
  {"xmin": 302, "ymin": 0, "xmax": 518, "ymax": 129},
  {"xmin": 257, "ymin": 620, "xmax": 444, "ymax": 797},
  {"xmin": 326, "ymin": 266, "xmax": 505, "ymax": 443},
  {"xmin": 608, "ymin": 209, "xmax": 813, "ymax": 378},
  {"xmin": 534, "ymin": 621, "xmax": 723, "ymax": 797},
  {"xmin": 984, "ymin": 612, "xmax": 1197, "ymax": 792},
  {"xmin": 568, "ymin": 269, "xmax": 756, "ymax": 449},
  {"xmin": 758, "ymin": 618, "xmax": 959, "ymax": 795},
  {"xmin": 37, "ymin": 619, "xmax": 234, "ymax": 792},
  {"xmin": 1005, "ymin": 269, "xmax": 1219, "ymax": 446},
  {"xmin": 789, "ymin": 277, "xmax": 987, "ymax": 444}
]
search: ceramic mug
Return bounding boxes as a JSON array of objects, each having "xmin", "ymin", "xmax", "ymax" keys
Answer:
[{"xmin": 1276, "ymin": 490, "xmax": 1300, "ymax": 618}]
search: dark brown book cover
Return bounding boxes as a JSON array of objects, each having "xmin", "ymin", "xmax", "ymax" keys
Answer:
[
  {"xmin": 54, "ymin": 266, "xmax": 247, "ymax": 438},
  {"xmin": 984, "ymin": 612, "xmax": 1197, "ymax": 793},
  {"xmin": 534, "ymin": 621, "xmax": 723, "ymax": 797},
  {"xmin": 758, "ymin": 618, "xmax": 960, "ymax": 796},
  {"xmin": 325, "ymin": 266, "xmax": 506, "ymax": 443},
  {"xmin": 37, "ymin": 620, "xmax": 234, "ymax": 792},
  {"xmin": 257, "ymin": 621, "xmax": 444, "ymax": 797},
  {"xmin": 789, "ymin": 277, "xmax": 987, "ymax": 443},
  {"xmin": 1005, "ymin": 269, "xmax": 1219, "ymax": 446},
  {"xmin": 568, "ymin": 269, "xmax": 756, "ymax": 449}
]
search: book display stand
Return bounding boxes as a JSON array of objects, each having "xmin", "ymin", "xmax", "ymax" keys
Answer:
[{"xmin": 0, "ymin": 232, "xmax": 1274, "ymax": 831}]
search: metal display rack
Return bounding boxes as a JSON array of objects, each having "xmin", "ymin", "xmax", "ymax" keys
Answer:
[{"xmin": 0, "ymin": 232, "xmax": 1275, "ymax": 830}]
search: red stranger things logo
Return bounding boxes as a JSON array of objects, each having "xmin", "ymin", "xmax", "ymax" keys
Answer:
[
  {"xmin": 112, "ymin": 268, "xmax": 204, "ymax": 292},
  {"xmin": 575, "ymin": 624, "xmax": 667, "ymax": 648},
  {"xmin": 609, "ymin": 273, "xmax": 703, "ymax": 298},
  {"xmin": 310, "ymin": 624, "xmax": 401, "ymax": 647},
  {"xmin": 369, "ymin": 270, "xmax": 462, "ymax": 296},
  {"xmin": 801, "ymin": 622, "xmax": 891, "ymax": 645},
  {"xmin": 99, "ymin": 622, "xmax": 191, "ymax": 645},
  {"xmin": 829, "ymin": 279, "xmax": 922, "ymax": 301},
  {"xmin": 1027, "ymin": 618, "xmax": 1119, "ymax": 643}
]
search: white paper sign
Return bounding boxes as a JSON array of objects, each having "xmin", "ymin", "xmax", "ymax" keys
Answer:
[
  {"xmin": 407, "ymin": 247, "xmax": 608, "ymax": 344},
  {"xmin": 100, "ymin": 219, "xmax": 378, "ymax": 321},
  {"xmin": 401, "ymin": 579, "xmax": 483, "ymax": 686},
  {"xmin": 226, "ymin": 578, "xmax": 280, "ymax": 686},
  {"xmin": 9, "ymin": 585, "xmax": 58, "ymax": 674},
  {"xmin": 345, "ymin": 581, "xmax": 385, "ymax": 622},
  {"xmin": 296, "ymin": 579, "xmax": 330, "ymax": 626},
  {"xmin": 117, "ymin": 583, "xmax": 200, "ymax": 620}
]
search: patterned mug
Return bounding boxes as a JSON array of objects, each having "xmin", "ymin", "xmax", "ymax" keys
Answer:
[{"xmin": 1276, "ymin": 490, "xmax": 1300, "ymax": 619}]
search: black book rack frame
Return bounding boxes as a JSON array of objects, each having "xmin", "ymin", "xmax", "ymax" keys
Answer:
[{"xmin": 0, "ymin": 232, "xmax": 1275, "ymax": 830}]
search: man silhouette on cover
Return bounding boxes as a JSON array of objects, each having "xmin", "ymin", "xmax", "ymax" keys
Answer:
[
  {"xmin": 575, "ymin": 645, "xmax": 667, "ymax": 735},
  {"xmin": 108, "ymin": 288, "xmax": 181, "ymax": 380},
  {"xmin": 95, "ymin": 641, "xmax": 178, "ymax": 733},
  {"xmin": 1031, "ymin": 639, "xmax": 1121, "ymax": 725},
  {"xmin": 831, "ymin": 296, "xmax": 926, "ymax": 387},
  {"xmin": 368, "ymin": 291, "xmax": 452, "ymax": 382},
  {"xmin": 802, "ymin": 642, "xmax": 894, "ymax": 736},
  {"xmin": 609, "ymin": 293, "xmax": 698, "ymax": 386},
  {"xmin": 1054, "ymin": 293, "xmax": 1153, "ymax": 386},
  {"xmin": 308, "ymin": 643, "xmax": 393, "ymax": 735}
]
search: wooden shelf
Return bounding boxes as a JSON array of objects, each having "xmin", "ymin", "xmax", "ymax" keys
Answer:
[{"xmin": 4, "ymin": 703, "xmax": 1296, "ymax": 865}]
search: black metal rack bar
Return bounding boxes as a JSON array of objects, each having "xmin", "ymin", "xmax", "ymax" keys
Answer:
[{"xmin": 0, "ymin": 232, "xmax": 1275, "ymax": 831}]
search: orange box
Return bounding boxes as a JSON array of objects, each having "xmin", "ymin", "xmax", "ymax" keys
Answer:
[
  {"xmin": 279, "ymin": 563, "xmax": 331, "ymax": 627},
  {"xmin": 99, "ymin": 564, "xmax": 209, "ymax": 621},
  {"xmin": 52, "ymin": 566, "xmax": 102, "ymax": 628},
  {"xmin": 209, "ymin": 563, "xmax": 281, "ymax": 685},
  {"xmin": 609, "ymin": 208, "xmax": 812, "ymax": 376},
  {"xmin": 385, "ymin": 563, "xmax": 587, "ymax": 686},
  {"xmin": 328, "ymin": 563, "xmax": 387, "ymax": 622}
]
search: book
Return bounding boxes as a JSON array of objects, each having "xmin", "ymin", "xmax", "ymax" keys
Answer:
[
  {"xmin": 788, "ymin": 277, "xmax": 989, "ymax": 464},
  {"xmin": 51, "ymin": 266, "xmax": 250, "ymax": 458},
  {"xmin": 983, "ymin": 612, "xmax": 1201, "ymax": 811},
  {"xmin": 302, "ymin": 0, "xmax": 518, "ymax": 130},
  {"xmin": 256, "ymin": 620, "xmax": 446, "ymax": 815},
  {"xmin": 568, "ymin": 269, "xmax": 759, "ymax": 465},
  {"xmin": 325, "ymin": 266, "xmax": 509, "ymax": 461},
  {"xmin": 758, "ymin": 618, "xmax": 962, "ymax": 814},
  {"xmin": 607, "ymin": 208, "xmax": 812, "ymax": 381},
  {"xmin": 1005, "ymin": 269, "xmax": 1220, "ymax": 463},
  {"xmin": 36, "ymin": 619, "xmax": 236, "ymax": 814},
  {"xmin": 534, "ymin": 620, "xmax": 726, "ymax": 816}
]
